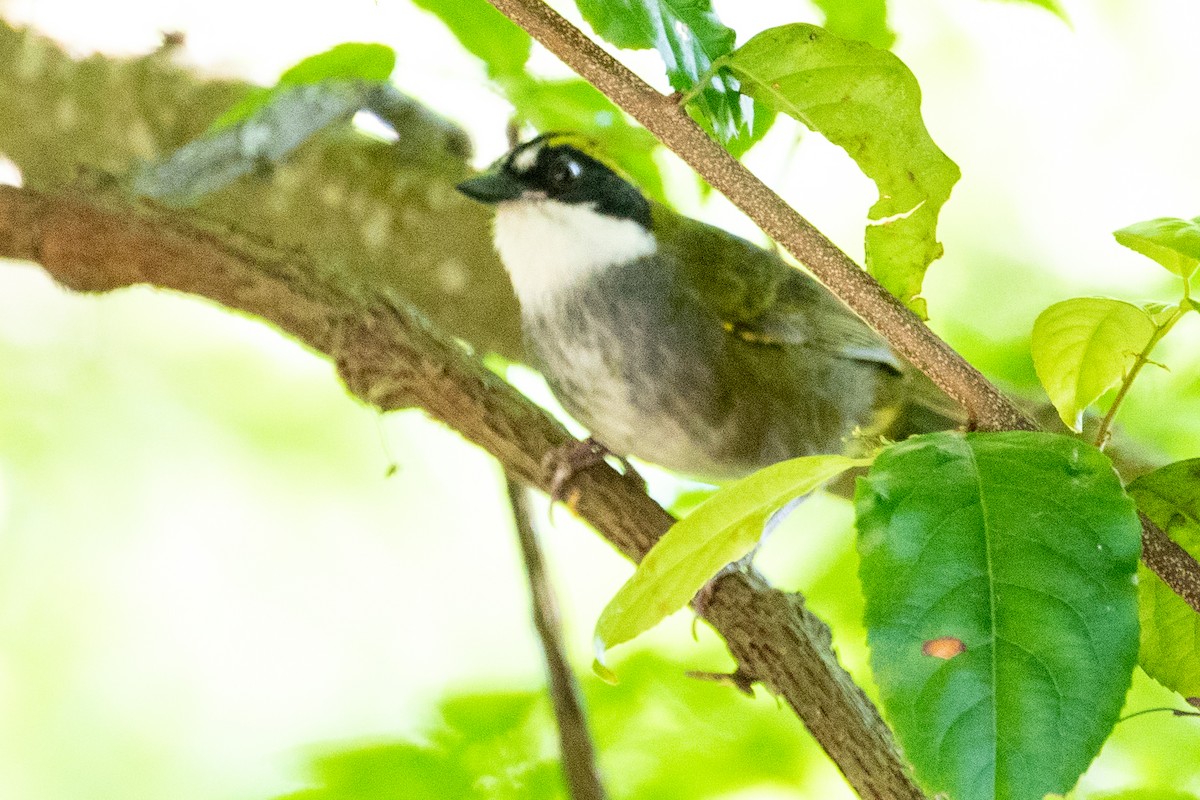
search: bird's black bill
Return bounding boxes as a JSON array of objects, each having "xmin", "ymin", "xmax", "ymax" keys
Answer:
[{"xmin": 457, "ymin": 170, "xmax": 524, "ymax": 204}]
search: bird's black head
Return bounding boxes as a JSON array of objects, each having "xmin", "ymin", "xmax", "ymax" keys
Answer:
[{"xmin": 457, "ymin": 133, "xmax": 652, "ymax": 229}]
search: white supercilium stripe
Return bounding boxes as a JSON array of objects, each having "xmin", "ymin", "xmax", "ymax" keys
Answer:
[{"xmin": 511, "ymin": 143, "xmax": 541, "ymax": 173}]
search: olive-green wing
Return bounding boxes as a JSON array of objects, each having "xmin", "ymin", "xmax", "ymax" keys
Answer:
[{"xmin": 653, "ymin": 204, "xmax": 901, "ymax": 370}]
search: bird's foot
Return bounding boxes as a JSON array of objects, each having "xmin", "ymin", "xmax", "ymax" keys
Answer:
[
  {"xmin": 544, "ymin": 437, "xmax": 608, "ymax": 507},
  {"xmin": 542, "ymin": 437, "xmax": 645, "ymax": 510}
]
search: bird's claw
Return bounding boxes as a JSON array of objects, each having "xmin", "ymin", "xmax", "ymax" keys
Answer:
[
  {"xmin": 541, "ymin": 437, "xmax": 646, "ymax": 513},
  {"xmin": 544, "ymin": 437, "xmax": 607, "ymax": 506}
]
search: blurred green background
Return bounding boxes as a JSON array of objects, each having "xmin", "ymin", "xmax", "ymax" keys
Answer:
[{"xmin": 1, "ymin": 0, "xmax": 1199, "ymax": 798}]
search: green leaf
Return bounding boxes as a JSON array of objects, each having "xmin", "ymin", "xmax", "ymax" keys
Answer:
[
  {"xmin": 594, "ymin": 454, "xmax": 869, "ymax": 669},
  {"xmin": 1128, "ymin": 459, "xmax": 1200, "ymax": 700},
  {"xmin": 573, "ymin": 0, "xmax": 653, "ymax": 48},
  {"xmin": 1091, "ymin": 791, "xmax": 1200, "ymax": 800},
  {"xmin": 1031, "ymin": 297, "xmax": 1156, "ymax": 430},
  {"xmin": 211, "ymin": 43, "xmax": 395, "ymax": 129},
  {"xmin": 717, "ymin": 97, "xmax": 776, "ymax": 160},
  {"xmin": 279, "ymin": 692, "xmax": 559, "ymax": 800},
  {"xmin": 811, "ymin": 0, "xmax": 895, "ymax": 49},
  {"xmin": 725, "ymin": 23, "xmax": 961, "ymax": 317},
  {"xmin": 1114, "ymin": 216, "xmax": 1200, "ymax": 280},
  {"xmin": 856, "ymin": 431, "xmax": 1141, "ymax": 800},
  {"xmin": 411, "ymin": 0, "xmax": 531, "ymax": 79},
  {"xmin": 281, "ymin": 655, "xmax": 819, "ymax": 800},
  {"xmin": 284, "ymin": 743, "xmax": 475, "ymax": 800},
  {"xmin": 573, "ymin": 0, "xmax": 751, "ymax": 146},
  {"xmin": 279, "ymin": 42, "xmax": 396, "ymax": 84}
]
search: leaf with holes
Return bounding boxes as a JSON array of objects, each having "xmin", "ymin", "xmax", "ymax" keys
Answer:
[
  {"xmin": 594, "ymin": 454, "xmax": 869, "ymax": 675},
  {"xmin": 725, "ymin": 23, "xmax": 960, "ymax": 317},
  {"xmin": 1128, "ymin": 459, "xmax": 1200, "ymax": 700},
  {"xmin": 1031, "ymin": 297, "xmax": 1156, "ymax": 430},
  {"xmin": 573, "ymin": 0, "xmax": 764, "ymax": 152},
  {"xmin": 856, "ymin": 431, "xmax": 1141, "ymax": 800}
]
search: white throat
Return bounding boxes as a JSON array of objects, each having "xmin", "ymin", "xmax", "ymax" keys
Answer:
[{"xmin": 492, "ymin": 199, "xmax": 656, "ymax": 309}]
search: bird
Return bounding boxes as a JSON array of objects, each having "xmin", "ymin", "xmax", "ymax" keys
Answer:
[{"xmin": 457, "ymin": 132, "xmax": 961, "ymax": 488}]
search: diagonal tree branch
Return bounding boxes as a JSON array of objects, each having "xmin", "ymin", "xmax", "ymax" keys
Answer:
[
  {"xmin": 0, "ymin": 183, "xmax": 928, "ymax": 800},
  {"xmin": 480, "ymin": 0, "xmax": 1200, "ymax": 616}
]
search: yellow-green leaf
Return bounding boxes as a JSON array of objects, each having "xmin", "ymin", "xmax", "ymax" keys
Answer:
[
  {"xmin": 574, "ymin": 0, "xmax": 755, "ymax": 148},
  {"xmin": 1114, "ymin": 216, "xmax": 1200, "ymax": 280},
  {"xmin": 811, "ymin": 0, "xmax": 894, "ymax": 49},
  {"xmin": 210, "ymin": 43, "xmax": 395, "ymax": 130},
  {"xmin": 1031, "ymin": 298, "xmax": 1155, "ymax": 430},
  {"xmin": 593, "ymin": 454, "xmax": 869, "ymax": 672},
  {"xmin": 411, "ymin": 0, "xmax": 531, "ymax": 80},
  {"xmin": 1128, "ymin": 460, "xmax": 1200, "ymax": 700},
  {"xmin": 725, "ymin": 23, "xmax": 960, "ymax": 317}
]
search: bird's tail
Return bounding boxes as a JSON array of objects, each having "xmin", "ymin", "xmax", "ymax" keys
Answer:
[
  {"xmin": 881, "ymin": 369, "xmax": 968, "ymax": 442},
  {"xmin": 879, "ymin": 373, "xmax": 1161, "ymax": 482}
]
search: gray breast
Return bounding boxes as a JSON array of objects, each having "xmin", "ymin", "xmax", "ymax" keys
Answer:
[{"xmin": 522, "ymin": 257, "xmax": 889, "ymax": 481}]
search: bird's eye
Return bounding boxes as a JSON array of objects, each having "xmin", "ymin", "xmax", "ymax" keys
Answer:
[{"xmin": 547, "ymin": 158, "xmax": 582, "ymax": 192}]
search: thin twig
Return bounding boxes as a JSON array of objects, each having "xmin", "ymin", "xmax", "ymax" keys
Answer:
[
  {"xmin": 1118, "ymin": 706, "xmax": 1200, "ymax": 723},
  {"xmin": 505, "ymin": 476, "xmax": 608, "ymax": 800},
  {"xmin": 1096, "ymin": 303, "xmax": 1190, "ymax": 449}
]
